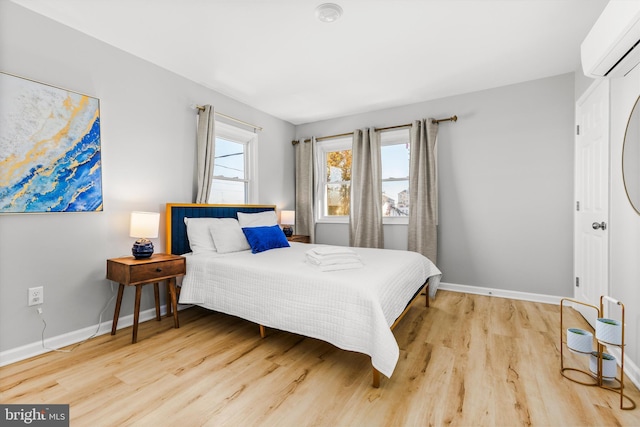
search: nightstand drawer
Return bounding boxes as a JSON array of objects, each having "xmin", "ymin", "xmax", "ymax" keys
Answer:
[
  {"xmin": 287, "ymin": 235, "xmax": 310, "ymax": 243},
  {"xmin": 128, "ymin": 259, "xmax": 185, "ymax": 283},
  {"xmin": 107, "ymin": 254, "xmax": 186, "ymax": 285}
]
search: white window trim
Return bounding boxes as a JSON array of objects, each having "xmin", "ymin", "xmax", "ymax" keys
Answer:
[
  {"xmin": 210, "ymin": 121, "xmax": 258, "ymax": 204},
  {"xmin": 316, "ymin": 136, "xmax": 352, "ymax": 223}
]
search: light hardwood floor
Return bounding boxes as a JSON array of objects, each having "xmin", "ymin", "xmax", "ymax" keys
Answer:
[{"xmin": 1, "ymin": 291, "xmax": 639, "ymax": 426}]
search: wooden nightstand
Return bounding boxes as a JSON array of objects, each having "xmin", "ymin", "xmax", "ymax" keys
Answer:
[
  {"xmin": 106, "ymin": 253, "xmax": 186, "ymax": 343},
  {"xmin": 287, "ymin": 235, "xmax": 311, "ymax": 243}
]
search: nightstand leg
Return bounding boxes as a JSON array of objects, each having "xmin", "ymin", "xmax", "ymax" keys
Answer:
[
  {"xmin": 132, "ymin": 284, "xmax": 142, "ymax": 344},
  {"xmin": 168, "ymin": 277, "xmax": 179, "ymax": 329},
  {"xmin": 111, "ymin": 284, "xmax": 125, "ymax": 335},
  {"xmin": 153, "ymin": 282, "xmax": 161, "ymax": 321},
  {"xmin": 166, "ymin": 281, "xmax": 172, "ymax": 317}
]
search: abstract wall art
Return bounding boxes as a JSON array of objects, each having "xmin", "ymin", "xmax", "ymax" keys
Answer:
[{"xmin": 0, "ymin": 72, "xmax": 103, "ymax": 213}]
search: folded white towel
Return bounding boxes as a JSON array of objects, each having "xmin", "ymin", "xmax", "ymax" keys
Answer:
[
  {"xmin": 307, "ymin": 246, "xmax": 357, "ymax": 257},
  {"xmin": 313, "ymin": 260, "xmax": 364, "ymax": 272},
  {"xmin": 306, "ymin": 254, "xmax": 361, "ymax": 266}
]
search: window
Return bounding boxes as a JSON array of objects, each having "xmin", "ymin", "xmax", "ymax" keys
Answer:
[
  {"xmin": 315, "ymin": 128, "xmax": 411, "ymax": 223},
  {"xmin": 208, "ymin": 121, "xmax": 257, "ymax": 204},
  {"xmin": 317, "ymin": 137, "xmax": 352, "ymax": 221},
  {"xmin": 380, "ymin": 129, "xmax": 410, "ymax": 219}
]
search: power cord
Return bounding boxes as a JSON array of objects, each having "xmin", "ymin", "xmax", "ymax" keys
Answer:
[{"xmin": 37, "ymin": 282, "xmax": 116, "ymax": 353}]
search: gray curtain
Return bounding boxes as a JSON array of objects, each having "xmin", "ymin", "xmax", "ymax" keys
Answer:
[
  {"xmin": 294, "ymin": 137, "xmax": 315, "ymax": 242},
  {"xmin": 408, "ymin": 119, "xmax": 438, "ymax": 262},
  {"xmin": 195, "ymin": 105, "xmax": 215, "ymax": 203},
  {"xmin": 349, "ymin": 128, "xmax": 383, "ymax": 248}
]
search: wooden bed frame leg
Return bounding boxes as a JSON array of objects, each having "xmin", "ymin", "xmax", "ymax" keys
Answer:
[
  {"xmin": 259, "ymin": 324, "xmax": 266, "ymax": 338},
  {"xmin": 372, "ymin": 367, "xmax": 381, "ymax": 388},
  {"xmin": 425, "ymin": 283, "xmax": 430, "ymax": 307}
]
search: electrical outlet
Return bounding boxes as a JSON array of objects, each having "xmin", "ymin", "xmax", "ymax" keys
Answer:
[{"xmin": 28, "ymin": 286, "xmax": 43, "ymax": 306}]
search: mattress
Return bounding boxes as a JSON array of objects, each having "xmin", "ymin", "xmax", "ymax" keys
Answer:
[{"xmin": 179, "ymin": 242, "xmax": 442, "ymax": 378}]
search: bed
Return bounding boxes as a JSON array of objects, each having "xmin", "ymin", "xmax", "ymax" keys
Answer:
[{"xmin": 166, "ymin": 203, "xmax": 442, "ymax": 387}]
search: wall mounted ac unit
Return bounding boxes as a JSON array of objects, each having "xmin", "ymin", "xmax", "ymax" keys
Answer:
[{"xmin": 581, "ymin": 1, "xmax": 640, "ymax": 78}]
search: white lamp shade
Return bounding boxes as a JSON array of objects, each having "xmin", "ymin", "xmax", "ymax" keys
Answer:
[
  {"xmin": 129, "ymin": 211, "xmax": 160, "ymax": 238},
  {"xmin": 281, "ymin": 210, "xmax": 295, "ymax": 225}
]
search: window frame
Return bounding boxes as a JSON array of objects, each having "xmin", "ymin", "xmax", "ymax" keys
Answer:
[
  {"xmin": 207, "ymin": 121, "xmax": 258, "ymax": 204},
  {"xmin": 314, "ymin": 129, "xmax": 413, "ymax": 224}
]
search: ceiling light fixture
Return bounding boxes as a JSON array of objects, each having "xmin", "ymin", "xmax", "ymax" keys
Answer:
[{"xmin": 315, "ymin": 3, "xmax": 343, "ymax": 23}]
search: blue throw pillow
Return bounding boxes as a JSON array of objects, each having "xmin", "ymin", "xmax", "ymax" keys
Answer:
[{"xmin": 242, "ymin": 225, "xmax": 290, "ymax": 254}]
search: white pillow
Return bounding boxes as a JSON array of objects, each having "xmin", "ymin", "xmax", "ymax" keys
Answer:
[
  {"xmin": 237, "ymin": 211, "xmax": 278, "ymax": 228},
  {"xmin": 184, "ymin": 217, "xmax": 217, "ymax": 254},
  {"xmin": 209, "ymin": 218, "xmax": 251, "ymax": 254}
]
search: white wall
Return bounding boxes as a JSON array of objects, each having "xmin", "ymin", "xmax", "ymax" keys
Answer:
[
  {"xmin": 297, "ymin": 74, "xmax": 576, "ymax": 297},
  {"xmin": 0, "ymin": 2, "xmax": 295, "ymax": 355}
]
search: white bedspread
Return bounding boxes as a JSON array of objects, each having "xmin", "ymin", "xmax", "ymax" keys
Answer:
[{"xmin": 179, "ymin": 243, "xmax": 442, "ymax": 378}]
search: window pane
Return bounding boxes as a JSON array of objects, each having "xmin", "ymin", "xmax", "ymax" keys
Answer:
[
  {"xmin": 209, "ymin": 179, "xmax": 246, "ymax": 204},
  {"xmin": 381, "ymin": 143, "xmax": 410, "ymax": 180},
  {"xmin": 382, "ymin": 180, "xmax": 409, "ymax": 217},
  {"xmin": 326, "ymin": 150, "xmax": 351, "ymax": 183},
  {"xmin": 326, "ymin": 183, "xmax": 350, "ymax": 216},
  {"xmin": 214, "ymin": 137, "xmax": 245, "ymax": 179}
]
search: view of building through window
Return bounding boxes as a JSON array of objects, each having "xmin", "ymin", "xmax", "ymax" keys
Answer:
[
  {"xmin": 381, "ymin": 140, "xmax": 410, "ymax": 217},
  {"xmin": 319, "ymin": 128, "xmax": 411, "ymax": 219}
]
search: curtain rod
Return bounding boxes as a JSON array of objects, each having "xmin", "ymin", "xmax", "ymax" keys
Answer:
[
  {"xmin": 291, "ymin": 115, "xmax": 457, "ymax": 145},
  {"xmin": 193, "ymin": 104, "xmax": 263, "ymax": 131}
]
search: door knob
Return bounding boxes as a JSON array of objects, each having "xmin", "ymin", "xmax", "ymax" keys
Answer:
[{"xmin": 592, "ymin": 221, "xmax": 607, "ymax": 230}]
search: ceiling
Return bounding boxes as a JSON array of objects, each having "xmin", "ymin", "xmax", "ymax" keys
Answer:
[{"xmin": 11, "ymin": 0, "xmax": 608, "ymax": 125}]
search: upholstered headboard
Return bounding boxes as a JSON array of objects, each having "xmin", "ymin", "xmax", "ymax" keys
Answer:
[{"xmin": 165, "ymin": 203, "xmax": 277, "ymax": 255}]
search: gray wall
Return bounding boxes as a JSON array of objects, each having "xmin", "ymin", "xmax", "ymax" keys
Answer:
[
  {"xmin": 0, "ymin": 2, "xmax": 295, "ymax": 354},
  {"xmin": 297, "ymin": 74, "xmax": 576, "ymax": 297}
]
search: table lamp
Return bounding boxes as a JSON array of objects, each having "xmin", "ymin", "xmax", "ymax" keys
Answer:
[
  {"xmin": 130, "ymin": 211, "xmax": 160, "ymax": 259},
  {"xmin": 281, "ymin": 210, "xmax": 295, "ymax": 237}
]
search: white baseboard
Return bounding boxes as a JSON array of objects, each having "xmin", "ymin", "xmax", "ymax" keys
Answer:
[
  {"xmin": 0, "ymin": 306, "xmax": 184, "ymax": 367},
  {"xmin": 438, "ymin": 281, "xmax": 564, "ymax": 305}
]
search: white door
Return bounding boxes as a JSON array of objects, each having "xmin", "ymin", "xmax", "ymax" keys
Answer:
[{"xmin": 574, "ymin": 79, "xmax": 610, "ymax": 327}]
